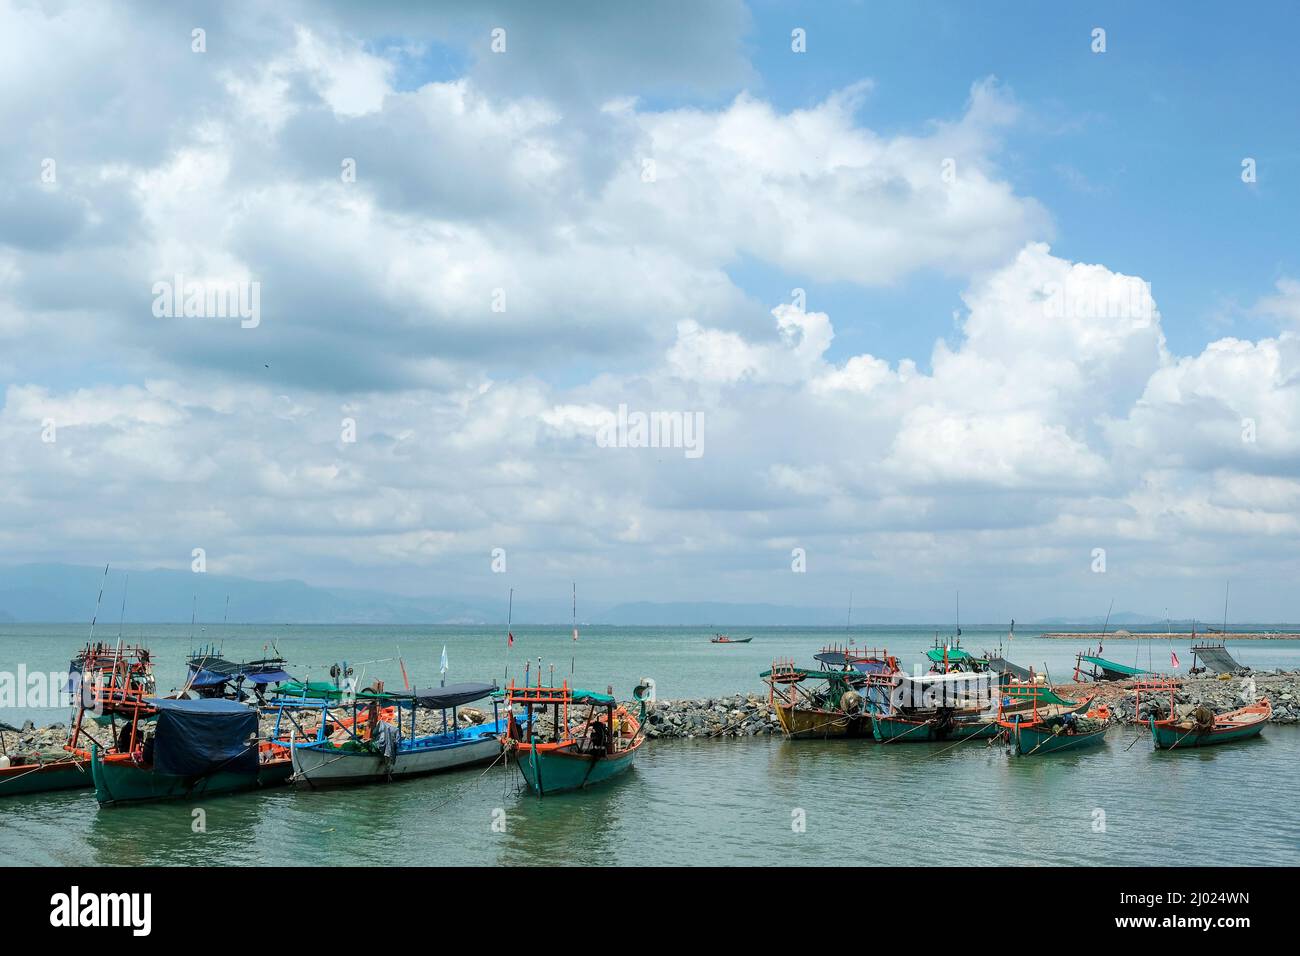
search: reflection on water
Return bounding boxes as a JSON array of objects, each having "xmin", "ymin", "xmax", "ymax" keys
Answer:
[{"xmin": 3, "ymin": 728, "xmax": 1299, "ymax": 867}]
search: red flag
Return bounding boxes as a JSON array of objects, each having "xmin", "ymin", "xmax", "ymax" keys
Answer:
[
  {"xmin": 507, "ymin": 631, "xmax": 514, "ymax": 648},
  {"xmin": 399, "ymin": 657, "xmax": 409, "ymax": 690},
  {"xmin": 1171, "ymin": 650, "xmax": 1180, "ymax": 668}
]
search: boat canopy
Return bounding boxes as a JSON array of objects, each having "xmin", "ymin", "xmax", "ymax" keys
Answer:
[
  {"xmin": 189, "ymin": 656, "xmax": 294, "ymax": 687},
  {"xmin": 987, "ymin": 654, "xmax": 1032, "ymax": 681},
  {"xmin": 571, "ymin": 688, "xmax": 616, "ymax": 705},
  {"xmin": 409, "ymin": 682, "xmax": 496, "ymax": 709},
  {"xmin": 143, "ymin": 697, "xmax": 258, "ymax": 777},
  {"xmin": 1191, "ymin": 643, "xmax": 1243, "ymax": 673},
  {"xmin": 925, "ymin": 646, "xmax": 980, "ymax": 664},
  {"xmin": 850, "ymin": 658, "xmax": 894, "ymax": 676},
  {"xmin": 1079, "ymin": 654, "xmax": 1149, "ymax": 677},
  {"xmin": 892, "ymin": 671, "xmax": 996, "ymax": 709}
]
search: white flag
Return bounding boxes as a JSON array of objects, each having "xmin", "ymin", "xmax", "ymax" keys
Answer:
[{"xmin": 440, "ymin": 645, "xmax": 448, "ymax": 675}]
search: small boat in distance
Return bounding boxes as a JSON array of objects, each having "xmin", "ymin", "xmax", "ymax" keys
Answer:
[
  {"xmin": 711, "ymin": 634, "xmax": 752, "ymax": 644},
  {"xmin": 504, "ymin": 682, "xmax": 646, "ymax": 795}
]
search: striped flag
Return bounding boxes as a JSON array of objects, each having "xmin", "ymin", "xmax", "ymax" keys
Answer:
[
  {"xmin": 507, "ymin": 631, "xmax": 514, "ymax": 648},
  {"xmin": 1171, "ymin": 650, "xmax": 1180, "ymax": 668}
]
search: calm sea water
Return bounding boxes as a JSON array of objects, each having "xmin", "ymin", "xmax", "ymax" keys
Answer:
[{"xmin": 3, "ymin": 624, "xmax": 1299, "ymax": 867}]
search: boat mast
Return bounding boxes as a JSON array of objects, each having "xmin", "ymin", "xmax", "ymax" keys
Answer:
[{"xmin": 89, "ymin": 562, "xmax": 109, "ymax": 646}]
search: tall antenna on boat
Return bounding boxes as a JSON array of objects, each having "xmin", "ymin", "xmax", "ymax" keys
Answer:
[
  {"xmin": 117, "ymin": 573, "xmax": 129, "ymax": 640},
  {"xmin": 505, "ymin": 587, "xmax": 514, "ymax": 681},
  {"xmin": 89, "ymin": 562, "xmax": 109, "ymax": 644},
  {"xmin": 954, "ymin": 590, "xmax": 961, "ymax": 641},
  {"xmin": 572, "ymin": 581, "xmax": 578, "ymax": 643}
]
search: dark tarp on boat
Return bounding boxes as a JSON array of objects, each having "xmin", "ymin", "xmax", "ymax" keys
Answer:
[
  {"xmin": 1191, "ymin": 643, "xmax": 1244, "ymax": 673},
  {"xmin": 189, "ymin": 656, "xmax": 293, "ymax": 687},
  {"xmin": 144, "ymin": 698, "xmax": 258, "ymax": 777},
  {"xmin": 987, "ymin": 655, "xmax": 1032, "ymax": 681},
  {"xmin": 814, "ymin": 651, "xmax": 848, "ymax": 667},
  {"xmin": 410, "ymin": 682, "xmax": 497, "ymax": 709}
]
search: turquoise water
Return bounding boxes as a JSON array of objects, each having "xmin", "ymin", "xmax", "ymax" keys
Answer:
[{"xmin": 3, "ymin": 624, "xmax": 1298, "ymax": 866}]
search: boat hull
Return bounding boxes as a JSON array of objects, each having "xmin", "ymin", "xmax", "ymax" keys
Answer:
[
  {"xmin": 775, "ymin": 703, "xmax": 871, "ymax": 739},
  {"xmin": 0, "ymin": 757, "xmax": 92, "ymax": 797},
  {"xmin": 1007, "ymin": 722, "xmax": 1107, "ymax": 756},
  {"xmin": 92, "ymin": 753, "xmax": 262, "ymax": 806},
  {"xmin": 1149, "ymin": 717, "xmax": 1266, "ymax": 749},
  {"xmin": 513, "ymin": 743, "xmax": 637, "ymax": 794},
  {"xmin": 290, "ymin": 725, "xmax": 502, "ymax": 786},
  {"xmin": 872, "ymin": 714, "xmax": 1000, "ymax": 743}
]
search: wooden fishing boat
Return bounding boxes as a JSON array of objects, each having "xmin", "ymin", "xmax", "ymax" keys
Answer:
[
  {"xmin": 185, "ymin": 644, "xmax": 295, "ymax": 700},
  {"xmin": 870, "ymin": 670, "xmax": 1003, "ymax": 743},
  {"xmin": 998, "ymin": 686, "xmax": 1108, "ymax": 756},
  {"xmin": 711, "ymin": 634, "xmax": 751, "ymax": 644},
  {"xmin": 762, "ymin": 659, "xmax": 875, "ymax": 738},
  {"xmin": 288, "ymin": 683, "xmax": 504, "ymax": 786},
  {"xmin": 0, "ymin": 642, "xmax": 156, "ymax": 798},
  {"xmin": 91, "ymin": 697, "xmax": 269, "ymax": 806},
  {"xmin": 871, "ymin": 710, "xmax": 1002, "ymax": 742},
  {"xmin": 1073, "ymin": 648, "xmax": 1152, "ymax": 682},
  {"xmin": 1148, "ymin": 695, "xmax": 1270, "ymax": 750},
  {"xmin": 504, "ymin": 682, "xmax": 646, "ymax": 795}
]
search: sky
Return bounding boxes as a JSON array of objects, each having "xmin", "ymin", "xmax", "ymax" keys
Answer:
[{"xmin": 2, "ymin": 0, "xmax": 1299, "ymax": 622}]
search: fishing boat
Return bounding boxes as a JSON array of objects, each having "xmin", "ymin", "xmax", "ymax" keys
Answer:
[
  {"xmin": 288, "ymin": 683, "xmax": 505, "ymax": 786},
  {"xmin": 924, "ymin": 634, "xmax": 992, "ymax": 674},
  {"xmin": 91, "ymin": 697, "xmax": 275, "ymax": 806},
  {"xmin": 0, "ymin": 642, "xmax": 155, "ymax": 798},
  {"xmin": 870, "ymin": 671, "xmax": 1003, "ymax": 743},
  {"xmin": 504, "ymin": 681, "xmax": 646, "ymax": 795},
  {"xmin": 711, "ymin": 634, "xmax": 751, "ymax": 644},
  {"xmin": 998, "ymin": 686, "xmax": 1108, "ymax": 756},
  {"xmin": 761, "ymin": 649, "xmax": 897, "ymax": 739},
  {"xmin": 1147, "ymin": 681, "xmax": 1270, "ymax": 749},
  {"xmin": 0, "ymin": 720, "xmax": 91, "ymax": 796},
  {"xmin": 1073, "ymin": 647, "xmax": 1152, "ymax": 682},
  {"xmin": 185, "ymin": 644, "xmax": 295, "ymax": 700}
]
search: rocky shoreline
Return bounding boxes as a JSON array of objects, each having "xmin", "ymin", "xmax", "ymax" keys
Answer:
[
  {"xmin": 4, "ymin": 673, "xmax": 1298, "ymax": 754},
  {"xmin": 1040, "ymin": 631, "xmax": 1299, "ymax": 640}
]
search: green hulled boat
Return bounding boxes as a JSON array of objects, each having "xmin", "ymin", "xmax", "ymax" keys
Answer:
[
  {"xmin": 92, "ymin": 697, "xmax": 267, "ymax": 806},
  {"xmin": 1002, "ymin": 712, "xmax": 1108, "ymax": 756},
  {"xmin": 0, "ymin": 754, "xmax": 92, "ymax": 796},
  {"xmin": 506, "ymin": 684, "xmax": 645, "ymax": 796},
  {"xmin": 871, "ymin": 711, "xmax": 1000, "ymax": 743},
  {"xmin": 1149, "ymin": 699, "xmax": 1270, "ymax": 749}
]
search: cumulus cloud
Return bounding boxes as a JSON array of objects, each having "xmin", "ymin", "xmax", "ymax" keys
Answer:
[{"xmin": 2, "ymin": 2, "xmax": 1298, "ymax": 618}]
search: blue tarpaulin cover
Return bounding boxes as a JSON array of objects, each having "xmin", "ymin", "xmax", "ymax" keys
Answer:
[{"xmin": 144, "ymin": 698, "xmax": 258, "ymax": 777}]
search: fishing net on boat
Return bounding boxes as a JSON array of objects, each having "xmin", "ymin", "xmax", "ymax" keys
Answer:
[{"xmin": 1192, "ymin": 644, "xmax": 1244, "ymax": 674}]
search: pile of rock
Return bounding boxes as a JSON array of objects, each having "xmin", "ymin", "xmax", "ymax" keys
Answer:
[
  {"xmin": 1056, "ymin": 671, "xmax": 1300, "ymax": 724},
  {"xmin": 642, "ymin": 694, "xmax": 782, "ymax": 738}
]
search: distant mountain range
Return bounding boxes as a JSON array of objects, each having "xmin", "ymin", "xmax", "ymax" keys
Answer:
[{"xmin": 0, "ymin": 563, "xmax": 1234, "ymax": 628}]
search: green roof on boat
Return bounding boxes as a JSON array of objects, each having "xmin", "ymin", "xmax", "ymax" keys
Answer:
[
  {"xmin": 925, "ymin": 646, "xmax": 983, "ymax": 663},
  {"xmin": 571, "ymin": 688, "xmax": 617, "ymax": 705},
  {"xmin": 1079, "ymin": 654, "xmax": 1150, "ymax": 676}
]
